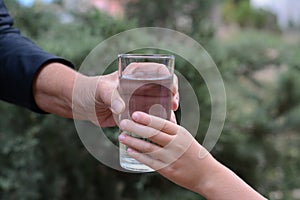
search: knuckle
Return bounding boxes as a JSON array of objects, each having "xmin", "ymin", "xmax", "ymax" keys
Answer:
[
  {"xmin": 144, "ymin": 142, "xmax": 155, "ymax": 152},
  {"xmin": 148, "ymin": 129, "xmax": 160, "ymax": 139}
]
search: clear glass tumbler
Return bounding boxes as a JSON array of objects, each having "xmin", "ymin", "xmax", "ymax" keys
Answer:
[{"xmin": 118, "ymin": 54, "xmax": 175, "ymax": 172}]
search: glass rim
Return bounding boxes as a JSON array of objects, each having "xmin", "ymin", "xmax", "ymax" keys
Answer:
[{"xmin": 118, "ymin": 54, "xmax": 175, "ymax": 60}]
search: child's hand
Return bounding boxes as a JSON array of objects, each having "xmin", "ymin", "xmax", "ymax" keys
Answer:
[
  {"xmin": 118, "ymin": 111, "xmax": 210, "ymax": 193},
  {"xmin": 118, "ymin": 112, "xmax": 267, "ymax": 200}
]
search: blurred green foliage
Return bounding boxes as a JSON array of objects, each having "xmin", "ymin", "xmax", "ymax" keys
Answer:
[
  {"xmin": 211, "ymin": 30, "xmax": 300, "ymax": 198},
  {"xmin": 222, "ymin": 0, "xmax": 278, "ymax": 31},
  {"xmin": 125, "ymin": 0, "xmax": 215, "ymax": 40},
  {"xmin": 1, "ymin": 0, "xmax": 300, "ymax": 200}
]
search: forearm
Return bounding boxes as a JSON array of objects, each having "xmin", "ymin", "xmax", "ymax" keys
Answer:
[
  {"xmin": 0, "ymin": 11, "xmax": 75, "ymax": 113},
  {"xmin": 196, "ymin": 157, "xmax": 267, "ymax": 200},
  {"xmin": 33, "ymin": 62, "xmax": 77, "ymax": 118}
]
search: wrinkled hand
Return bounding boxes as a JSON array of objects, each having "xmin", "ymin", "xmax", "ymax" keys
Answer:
[{"xmin": 72, "ymin": 69, "xmax": 179, "ymax": 127}]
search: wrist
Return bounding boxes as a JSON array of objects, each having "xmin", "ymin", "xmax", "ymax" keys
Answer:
[
  {"xmin": 33, "ymin": 62, "xmax": 76, "ymax": 118},
  {"xmin": 192, "ymin": 152, "xmax": 223, "ymax": 196},
  {"xmin": 71, "ymin": 74, "xmax": 100, "ymax": 122}
]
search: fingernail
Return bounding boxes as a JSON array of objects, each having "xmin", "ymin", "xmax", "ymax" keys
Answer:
[
  {"xmin": 132, "ymin": 112, "xmax": 139, "ymax": 121},
  {"xmin": 127, "ymin": 148, "xmax": 135, "ymax": 154},
  {"xmin": 119, "ymin": 134, "xmax": 126, "ymax": 142},
  {"xmin": 111, "ymin": 99, "xmax": 124, "ymax": 114}
]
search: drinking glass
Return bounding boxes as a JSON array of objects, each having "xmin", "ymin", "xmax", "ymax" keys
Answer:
[{"xmin": 118, "ymin": 54, "xmax": 175, "ymax": 172}]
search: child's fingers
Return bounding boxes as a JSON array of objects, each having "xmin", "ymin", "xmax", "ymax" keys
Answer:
[
  {"xmin": 119, "ymin": 120, "xmax": 171, "ymax": 147},
  {"xmin": 132, "ymin": 112, "xmax": 180, "ymax": 135},
  {"xmin": 124, "ymin": 138, "xmax": 187, "ymax": 171},
  {"xmin": 119, "ymin": 133, "xmax": 161, "ymax": 153},
  {"xmin": 126, "ymin": 148, "xmax": 165, "ymax": 171},
  {"xmin": 119, "ymin": 134, "xmax": 172, "ymax": 167}
]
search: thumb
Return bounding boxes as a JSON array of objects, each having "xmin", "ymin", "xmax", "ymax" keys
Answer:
[{"xmin": 110, "ymin": 88, "xmax": 125, "ymax": 114}]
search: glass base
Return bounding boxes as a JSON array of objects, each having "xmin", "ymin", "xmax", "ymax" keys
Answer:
[{"xmin": 120, "ymin": 148, "xmax": 154, "ymax": 172}]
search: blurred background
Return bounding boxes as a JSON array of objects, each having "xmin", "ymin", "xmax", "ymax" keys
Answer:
[{"xmin": 1, "ymin": 0, "xmax": 300, "ymax": 199}]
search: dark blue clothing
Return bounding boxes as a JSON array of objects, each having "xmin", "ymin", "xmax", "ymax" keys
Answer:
[{"xmin": 0, "ymin": 0, "xmax": 73, "ymax": 113}]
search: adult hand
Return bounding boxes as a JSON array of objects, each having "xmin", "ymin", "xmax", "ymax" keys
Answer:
[
  {"xmin": 94, "ymin": 68, "xmax": 179, "ymax": 127},
  {"xmin": 72, "ymin": 71, "xmax": 123, "ymax": 127},
  {"xmin": 34, "ymin": 63, "xmax": 179, "ymax": 127},
  {"xmin": 73, "ymin": 62, "xmax": 179, "ymax": 127}
]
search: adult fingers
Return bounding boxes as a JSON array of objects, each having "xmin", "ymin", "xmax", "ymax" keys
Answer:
[
  {"xmin": 172, "ymin": 75, "xmax": 179, "ymax": 111},
  {"xmin": 96, "ymin": 71, "xmax": 125, "ymax": 115},
  {"xmin": 110, "ymin": 89, "xmax": 125, "ymax": 115},
  {"xmin": 170, "ymin": 111, "xmax": 177, "ymax": 124}
]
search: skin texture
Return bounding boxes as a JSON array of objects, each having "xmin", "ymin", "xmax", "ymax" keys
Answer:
[
  {"xmin": 33, "ymin": 62, "xmax": 179, "ymax": 127},
  {"xmin": 118, "ymin": 112, "xmax": 268, "ymax": 200}
]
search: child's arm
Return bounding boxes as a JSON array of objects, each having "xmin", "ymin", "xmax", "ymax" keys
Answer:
[{"xmin": 119, "ymin": 111, "xmax": 267, "ymax": 200}]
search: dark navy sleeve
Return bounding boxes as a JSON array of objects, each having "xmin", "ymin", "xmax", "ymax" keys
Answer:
[{"xmin": 0, "ymin": 0, "xmax": 74, "ymax": 113}]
